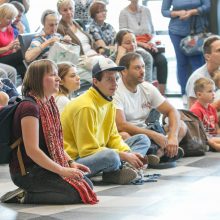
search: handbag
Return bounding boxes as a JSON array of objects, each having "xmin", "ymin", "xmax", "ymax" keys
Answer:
[
  {"xmin": 180, "ymin": 16, "xmax": 212, "ymax": 56},
  {"xmin": 48, "ymin": 41, "xmax": 80, "ymax": 64}
]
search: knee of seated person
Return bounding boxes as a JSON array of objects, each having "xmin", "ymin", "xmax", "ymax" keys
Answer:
[
  {"xmin": 101, "ymin": 149, "xmax": 121, "ymax": 168},
  {"xmin": 0, "ymin": 91, "xmax": 9, "ymax": 106}
]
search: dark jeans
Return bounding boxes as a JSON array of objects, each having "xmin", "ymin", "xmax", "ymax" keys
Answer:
[
  {"xmin": 11, "ymin": 165, "xmax": 93, "ymax": 204},
  {"xmin": 0, "ymin": 51, "xmax": 26, "ymax": 79}
]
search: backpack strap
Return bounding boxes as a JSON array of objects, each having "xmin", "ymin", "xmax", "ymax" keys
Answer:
[{"xmin": 10, "ymin": 137, "xmax": 26, "ymax": 176}]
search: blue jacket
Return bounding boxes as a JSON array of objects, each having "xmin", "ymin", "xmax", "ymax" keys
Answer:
[{"xmin": 161, "ymin": 0, "xmax": 210, "ymax": 36}]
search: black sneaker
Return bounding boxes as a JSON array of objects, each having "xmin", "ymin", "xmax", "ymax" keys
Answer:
[
  {"xmin": 160, "ymin": 147, "xmax": 184, "ymax": 163},
  {"xmin": 0, "ymin": 188, "xmax": 25, "ymax": 203}
]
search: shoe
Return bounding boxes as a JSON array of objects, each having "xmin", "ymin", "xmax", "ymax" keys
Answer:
[
  {"xmin": 102, "ymin": 167, "xmax": 137, "ymax": 185},
  {"xmin": 0, "ymin": 188, "xmax": 25, "ymax": 203},
  {"xmin": 160, "ymin": 147, "xmax": 184, "ymax": 163},
  {"xmin": 145, "ymin": 154, "xmax": 160, "ymax": 165}
]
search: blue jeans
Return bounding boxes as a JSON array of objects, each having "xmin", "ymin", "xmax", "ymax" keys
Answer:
[
  {"xmin": 169, "ymin": 31, "xmax": 205, "ymax": 95},
  {"xmin": 76, "ymin": 134, "xmax": 151, "ymax": 177}
]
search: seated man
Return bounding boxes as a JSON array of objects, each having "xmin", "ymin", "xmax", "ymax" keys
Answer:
[
  {"xmin": 61, "ymin": 57, "xmax": 152, "ymax": 185},
  {"xmin": 186, "ymin": 36, "xmax": 220, "ymax": 108},
  {"xmin": 114, "ymin": 52, "xmax": 187, "ymax": 166}
]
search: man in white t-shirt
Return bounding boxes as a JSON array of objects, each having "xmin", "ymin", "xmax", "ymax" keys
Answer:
[
  {"xmin": 186, "ymin": 36, "xmax": 220, "ymax": 108},
  {"xmin": 114, "ymin": 52, "xmax": 187, "ymax": 163}
]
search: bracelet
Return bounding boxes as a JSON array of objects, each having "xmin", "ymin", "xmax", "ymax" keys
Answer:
[{"xmin": 68, "ymin": 159, "xmax": 74, "ymax": 166}]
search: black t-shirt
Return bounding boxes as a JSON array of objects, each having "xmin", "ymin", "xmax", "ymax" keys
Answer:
[{"xmin": 10, "ymin": 100, "xmax": 50, "ymax": 174}]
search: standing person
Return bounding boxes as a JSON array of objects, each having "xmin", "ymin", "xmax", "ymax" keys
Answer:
[
  {"xmin": 0, "ymin": 59, "xmax": 98, "ymax": 205},
  {"xmin": 110, "ymin": 28, "xmax": 153, "ymax": 82},
  {"xmin": 55, "ymin": 62, "xmax": 81, "ymax": 114},
  {"xmin": 88, "ymin": 1, "xmax": 116, "ymax": 56},
  {"xmin": 114, "ymin": 52, "xmax": 186, "ymax": 165},
  {"xmin": 161, "ymin": 0, "xmax": 210, "ymax": 99},
  {"xmin": 119, "ymin": 0, "xmax": 168, "ymax": 95},
  {"xmin": 61, "ymin": 57, "xmax": 153, "ymax": 185}
]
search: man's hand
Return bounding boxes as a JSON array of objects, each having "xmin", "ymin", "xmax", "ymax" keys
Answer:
[
  {"xmin": 165, "ymin": 136, "xmax": 178, "ymax": 158},
  {"xmin": 119, "ymin": 152, "xmax": 144, "ymax": 169}
]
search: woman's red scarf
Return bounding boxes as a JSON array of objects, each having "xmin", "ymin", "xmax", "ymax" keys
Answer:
[{"xmin": 30, "ymin": 93, "xmax": 98, "ymax": 204}]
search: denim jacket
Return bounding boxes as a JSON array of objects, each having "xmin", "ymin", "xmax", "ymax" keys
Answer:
[{"xmin": 161, "ymin": 0, "xmax": 211, "ymax": 36}]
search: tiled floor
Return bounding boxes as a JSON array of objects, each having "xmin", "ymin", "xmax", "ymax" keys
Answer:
[{"xmin": 1, "ymin": 151, "xmax": 220, "ymax": 220}]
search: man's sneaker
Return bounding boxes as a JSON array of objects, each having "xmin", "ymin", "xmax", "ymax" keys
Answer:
[
  {"xmin": 145, "ymin": 154, "xmax": 160, "ymax": 165},
  {"xmin": 102, "ymin": 167, "xmax": 137, "ymax": 185},
  {"xmin": 160, "ymin": 147, "xmax": 185, "ymax": 163},
  {"xmin": 0, "ymin": 188, "xmax": 25, "ymax": 203}
]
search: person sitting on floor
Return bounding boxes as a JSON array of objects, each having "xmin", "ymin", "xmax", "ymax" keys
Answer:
[
  {"xmin": 190, "ymin": 77, "xmax": 220, "ymax": 152},
  {"xmin": 114, "ymin": 52, "xmax": 187, "ymax": 167},
  {"xmin": 55, "ymin": 62, "xmax": 81, "ymax": 114},
  {"xmin": 0, "ymin": 59, "xmax": 98, "ymax": 205},
  {"xmin": 61, "ymin": 57, "xmax": 155, "ymax": 185}
]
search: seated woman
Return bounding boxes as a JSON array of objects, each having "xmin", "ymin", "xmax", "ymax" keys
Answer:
[
  {"xmin": 0, "ymin": 59, "xmax": 98, "ymax": 205},
  {"xmin": 88, "ymin": 1, "xmax": 116, "ymax": 56},
  {"xmin": 119, "ymin": 0, "xmax": 168, "ymax": 94},
  {"xmin": 57, "ymin": 0, "xmax": 96, "ymax": 56},
  {"xmin": 0, "ymin": 3, "xmax": 25, "ymax": 78},
  {"xmin": 25, "ymin": 9, "xmax": 71, "ymax": 63},
  {"xmin": 110, "ymin": 29, "xmax": 153, "ymax": 82},
  {"xmin": 55, "ymin": 62, "xmax": 80, "ymax": 114}
]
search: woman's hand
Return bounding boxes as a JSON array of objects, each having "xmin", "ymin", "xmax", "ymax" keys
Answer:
[
  {"xmin": 59, "ymin": 167, "xmax": 85, "ymax": 180},
  {"xmin": 69, "ymin": 162, "xmax": 91, "ymax": 174},
  {"xmin": 63, "ymin": 35, "xmax": 72, "ymax": 44},
  {"xmin": 46, "ymin": 36, "xmax": 60, "ymax": 46}
]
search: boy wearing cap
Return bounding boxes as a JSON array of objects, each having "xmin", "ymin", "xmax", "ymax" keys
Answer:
[
  {"xmin": 61, "ymin": 57, "xmax": 152, "ymax": 185},
  {"xmin": 114, "ymin": 52, "xmax": 187, "ymax": 167}
]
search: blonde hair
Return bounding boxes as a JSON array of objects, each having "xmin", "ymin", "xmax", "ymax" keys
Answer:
[
  {"xmin": 194, "ymin": 77, "xmax": 215, "ymax": 95},
  {"xmin": 22, "ymin": 59, "xmax": 57, "ymax": 98},
  {"xmin": 0, "ymin": 3, "xmax": 18, "ymax": 20},
  {"xmin": 57, "ymin": 0, "xmax": 75, "ymax": 13}
]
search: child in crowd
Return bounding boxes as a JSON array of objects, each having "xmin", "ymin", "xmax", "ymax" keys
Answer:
[
  {"xmin": 190, "ymin": 77, "xmax": 220, "ymax": 151},
  {"xmin": 55, "ymin": 62, "xmax": 80, "ymax": 113}
]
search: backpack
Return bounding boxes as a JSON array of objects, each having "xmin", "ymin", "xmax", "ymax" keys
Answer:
[
  {"xmin": 0, "ymin": 97, "xmax": 34, "ymax": 169},
  {"xmin": 178, "ymin": 109, "xmax": 208, "ymax": 157}
]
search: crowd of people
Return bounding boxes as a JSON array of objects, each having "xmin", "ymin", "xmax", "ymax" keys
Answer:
[{"xmin": 1, "ymin": 0, "xmax": 220, "ymax": 207}]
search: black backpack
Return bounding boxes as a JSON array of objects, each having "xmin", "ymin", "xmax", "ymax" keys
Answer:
[
  {"xmin": 0, "ymin": 97, "xmax": 34, "ymax": 166},
  {"xmin": 178, "ymin": 109, "xmax": 208, "ymax": 157}
]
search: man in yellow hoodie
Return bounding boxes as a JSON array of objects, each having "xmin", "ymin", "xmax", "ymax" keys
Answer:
[{"xmin": 61, "ymin": 57, "xmax": 153, "ymax": 184}]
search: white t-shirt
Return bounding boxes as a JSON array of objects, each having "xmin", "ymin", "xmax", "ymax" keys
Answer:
[
  {"xmin": 185, "ymin": 64, "xmax": 211, "ymax": 98},
  {"xmin": 74, "ymin": 29, "xmax": 96, "ymax": 56},
  {"xmin": 55, "ymin": 95, "xmax": 70, "ymax": 114},
  {"xmin": 114, "ymin": 79, "xmax": 165, "ymax": 128}
]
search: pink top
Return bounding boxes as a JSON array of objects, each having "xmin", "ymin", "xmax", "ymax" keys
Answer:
[{"xmin": 0, "ymin": 26, "xmax": 14, "ymax": 57}]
